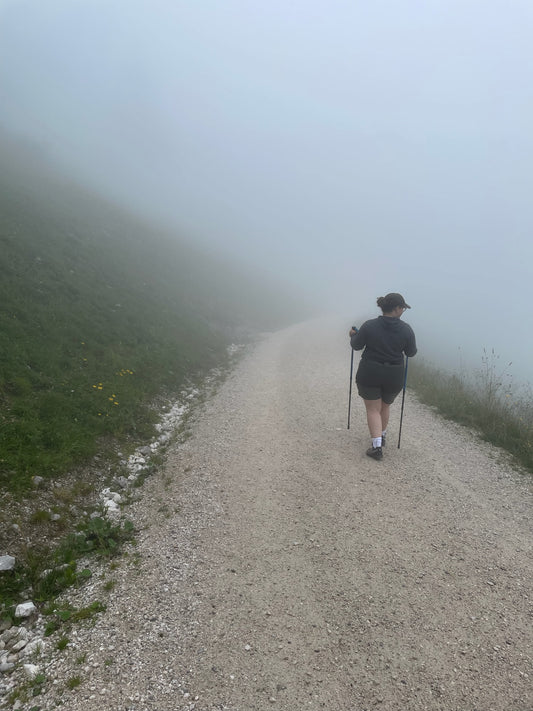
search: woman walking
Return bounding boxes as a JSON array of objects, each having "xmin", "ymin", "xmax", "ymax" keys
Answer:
[{"xmin": 349, "ymin": 293, "xmax": 417, "ymax": 460}]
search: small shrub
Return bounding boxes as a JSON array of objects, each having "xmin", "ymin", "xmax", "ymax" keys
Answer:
[
  {"xmin": 66, "ymin": 676, "xmax": 81, "ymax": 690},
  {"xmin": 30, "ymin": 510, "xmax": 51, "ymax": 524},
  {"xmin": 71, "ymin": 600, "xmax": 106, "ymax": 621},
  {"xmin": 44, "ymin": 620, "xmax": 58, "ymax": 637}
]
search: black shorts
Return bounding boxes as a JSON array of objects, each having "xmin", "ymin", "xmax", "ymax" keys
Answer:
[{"xmin": 355, "ymin": 359, "xmax": 404, "ymax": 404}]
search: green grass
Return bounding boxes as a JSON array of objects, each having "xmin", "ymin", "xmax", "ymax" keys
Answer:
[
  {"xmin": 66, "ymin": 676, "xmax": 82, "ymax": 690},
  {"xmin": 0, "ymin": 516, "xmax": 134, "ymax": 623},
  {"xmin": 408, "ymin": 354, "xmax": 533, "ymax": 474},
  {"xmin": 0, "ymin": 133, "xmax": 307, "ymax": 494},
  {"xmin": 0, "ymin": 212, "xmax": 224, "ymax": 489}
]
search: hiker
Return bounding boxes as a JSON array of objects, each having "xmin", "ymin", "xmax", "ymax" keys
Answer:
[{"xmin": 349, "ymin": 293, "xmax": 417, "ymax": 460}]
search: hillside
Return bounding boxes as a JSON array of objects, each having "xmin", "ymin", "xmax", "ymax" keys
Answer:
[{"xmin": 0, "ymin": 134, "xmax": 307, "ymax": 491}]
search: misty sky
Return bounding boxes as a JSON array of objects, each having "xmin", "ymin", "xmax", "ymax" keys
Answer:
[{"xmin": 0, "ymin": 0, "xmax": 532, "ymax": 384}]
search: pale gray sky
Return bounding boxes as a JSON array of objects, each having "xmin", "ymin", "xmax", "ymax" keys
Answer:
[{"xmin": 1, "ymin": 0, "xmax": 532, "ymax": 383}]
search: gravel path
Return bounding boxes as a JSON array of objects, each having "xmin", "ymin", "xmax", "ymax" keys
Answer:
[{"xmin": 29, "ymin": 318, "xmax": 533, "ymax": 710}]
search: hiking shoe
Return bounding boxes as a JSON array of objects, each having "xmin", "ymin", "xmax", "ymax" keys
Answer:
[{"xmin": 366, "ymin": 446, "xmax": 383, "ymax": 461}]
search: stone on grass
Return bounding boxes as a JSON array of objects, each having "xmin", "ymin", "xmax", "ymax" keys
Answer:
[
  {"xmin": 14, "ymin": 602, "xmax": 37, "ymax": 618},
  {"xmin": 0, "ymin": 556, "xmax": 15, "ymax": 571}
]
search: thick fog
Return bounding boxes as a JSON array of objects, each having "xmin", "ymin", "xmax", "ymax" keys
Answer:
[{"xmin": 1, "ymin": 1, "xmax": 532, "ymax": 385}]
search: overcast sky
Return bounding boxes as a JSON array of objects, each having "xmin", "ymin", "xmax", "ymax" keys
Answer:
[{"xmin": 0, "ymin": 0, "xmax": 532, "ymax": 384}]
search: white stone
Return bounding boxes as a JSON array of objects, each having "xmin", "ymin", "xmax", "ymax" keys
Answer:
[
  {"xmin": 11, "ymin": 639, "xmax": 27, "ymax": 653},
  {"xmin": 0, "ymin": 628, "xmax": 18, "ymax": 644},
  {"xmin": 21, "ymin": 639, "xmax": 45, "ymax": 657},
  {"xmin": 17, "ymin": 626, "xmax": 29, "ymax": 640},
  {"xmin": 23, "ymin": 663, "xmax": 40, "ymax": 680},
  {"xmin": 0, "ymin": 556, "xmax": 15, "ymax": 571},
  {"xmin": 128, "ymin": 455, "xmax": 145, "ymax": 465},
  {"xmin": 14, "ymin": 602, "xmax": 37, "ymax": 618}
]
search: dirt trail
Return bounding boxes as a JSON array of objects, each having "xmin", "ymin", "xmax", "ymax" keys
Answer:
[{"xmin": 39, "ymin": 318, "xmax": 532, "ymax": 711}]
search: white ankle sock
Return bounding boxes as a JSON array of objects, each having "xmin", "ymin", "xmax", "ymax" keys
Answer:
[{"xmin": 372, "ymin": 436, "xmax": 382, "ymax": 448}]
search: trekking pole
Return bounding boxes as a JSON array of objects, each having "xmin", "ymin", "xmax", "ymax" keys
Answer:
[
  {"xmin": 347, "ymin": 348, "xmax": 354, "ymax": 429},
  {"xmin": 397, "ymin": 356, "xmax": 409, "ymax": 448},
  {"xmin": 347, "ymin": 326, "xmax": 359, "ymax": 428}
]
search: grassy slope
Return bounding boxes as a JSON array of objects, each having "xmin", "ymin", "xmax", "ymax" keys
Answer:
[
  {"xmin": 0, "ymin": 138, "xmax": 307, "ymax": 491},
  {"xmin": 408, "ymin": 358, "xmax": 533, "ymax": 475}
]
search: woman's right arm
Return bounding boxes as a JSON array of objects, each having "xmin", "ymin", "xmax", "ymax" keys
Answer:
[
  {"xmin": 404, "ymin": 325, "xmax": 417, "ymax": 357},
  {"xmin": 350, "ymin": 323, "xmax": 366, "ymax": 351}
]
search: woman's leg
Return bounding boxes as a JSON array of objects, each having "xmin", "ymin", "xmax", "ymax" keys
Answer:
[
  {"xmin": 380, "ymin": 402, "xmax": 390, "ymax": 432},
  {"xmin": 363, "ymin": 398, "xmax": 383, "ymax": 438}
]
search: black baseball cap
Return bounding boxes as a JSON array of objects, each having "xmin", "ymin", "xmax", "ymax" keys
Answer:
[{"xmin": 384, "ymin": 293, "xmax": 411, "ymax": 309}]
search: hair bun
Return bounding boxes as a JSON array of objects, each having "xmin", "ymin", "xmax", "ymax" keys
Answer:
[{"xmin": 376, "ymin": 296, "xmax": 385, "ymax": 308}]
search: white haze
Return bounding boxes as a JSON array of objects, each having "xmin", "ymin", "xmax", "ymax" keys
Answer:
[{"xmin": 0, "ymin": 0, "xmax": 532, "ymax": 386}]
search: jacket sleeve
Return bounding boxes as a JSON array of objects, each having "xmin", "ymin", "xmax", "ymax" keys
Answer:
[
  {"xmin": 404, "ymin": 325, "xmax": 417, "ymax": 357},
  {"xmin": 350, "ymin": 323, "xmax": 367, "ymax": 351}
]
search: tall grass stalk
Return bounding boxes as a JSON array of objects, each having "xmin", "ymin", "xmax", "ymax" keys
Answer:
[{"xmin": 408, "ymin": 354, "xmax": 533, "ymax": 475}]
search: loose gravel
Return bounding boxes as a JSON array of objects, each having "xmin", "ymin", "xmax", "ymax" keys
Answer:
[{"xmin": 3, "ymin": 317, "xmax": 532, "ymax": 711}]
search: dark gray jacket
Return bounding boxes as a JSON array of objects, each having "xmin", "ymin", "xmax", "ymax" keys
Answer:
[{"xmin": 350, "ymin": 316, "xmax": 417, "ymax": 365}]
